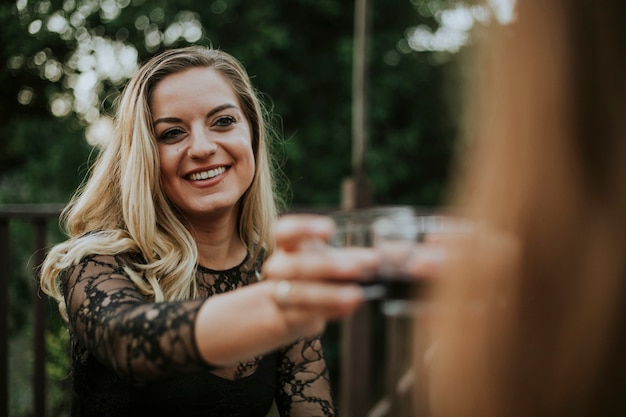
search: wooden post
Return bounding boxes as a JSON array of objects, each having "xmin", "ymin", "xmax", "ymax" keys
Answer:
[
  {"xmin": 347, "ymin": 0, "xmax": 373, "ymax": 211},
  {"xmin": 352, "ymin": 0, "xmax": 369, "ymax": 182},
  {"xmin": 384, "ymin": 316, "xmax": 401, "ymax": 416},
  {"xmin": 339, "ymin": 1, "xmax": 373, "ymax": 415},
  {"xmin": 0, "ymin": 218, "xmax": 9, "ymax": 417},
  {"xmin": 33, "ymin": 218, "xmax": 48, "ymax": 417}
]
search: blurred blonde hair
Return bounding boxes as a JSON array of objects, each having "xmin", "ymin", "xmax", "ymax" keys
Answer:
[
  {"xmin": 426, "ymin": 1, "xmax": 626, "ymax": 416},
  {"xmin": 41, "ymin": 46, "xmax": 281, "ymax": 319}
]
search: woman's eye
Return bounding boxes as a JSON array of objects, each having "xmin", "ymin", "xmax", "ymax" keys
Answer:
[
  {"xmin": 214, "ymin": 115, "xmax": 236, "ymax": 128},
  {"xmin": 159, "ymin": 127, "xmax": 185, "ymax": 141}
]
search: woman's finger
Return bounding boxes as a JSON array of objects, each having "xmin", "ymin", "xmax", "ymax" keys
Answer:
[
  {"xmin": 406, "ymin": 244, "xmax": 449, "ymax": 279},
  {"xmin": 272, "ymin": 280, "xmax": 364, "ymax": 319},
  {"xmin": 273, "ymin": 214, "xmax": 336, "ymax": 252},
  {"xmin": 263, "ymin": 246, "xmax": 379, "ymax": 282}
]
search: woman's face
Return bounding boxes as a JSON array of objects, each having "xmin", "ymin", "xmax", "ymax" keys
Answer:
[{"xmin": 151, "ymin": 67, "xmax": 255, "ymax": 224}]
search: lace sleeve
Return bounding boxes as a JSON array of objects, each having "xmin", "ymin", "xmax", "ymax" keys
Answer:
[
  {"xmin": 275, "ymin": 336, "xmax": 336, "ymax": 417},
  {"xmin": 61, "ymin": 254, "xmax": 209, "ymax": 381}
]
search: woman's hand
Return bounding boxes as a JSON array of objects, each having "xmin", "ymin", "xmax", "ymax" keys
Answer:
[{"xmin": 262, "ymin": 214, "xmax": 379, "ymax": 336}]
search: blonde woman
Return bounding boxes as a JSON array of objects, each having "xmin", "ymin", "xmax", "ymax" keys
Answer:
[
  {"xmin": 41, "ymin": 46, "xmax": 374, "ymax": 417},
  {"xmin": 421, "ymin": 1, "xmax": 626, "ymax": 416}
]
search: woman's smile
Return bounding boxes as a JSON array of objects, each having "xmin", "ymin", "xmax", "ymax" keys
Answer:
[{"xmin": 187, "ymin": 166, "xmax": 228, "ymax": 182}]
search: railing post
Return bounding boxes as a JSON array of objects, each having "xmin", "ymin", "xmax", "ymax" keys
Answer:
[
  {"xmin": 339, "ymin": 303, "xmax": 373, "ymax": 417},
  {"xmin": 32, "ymin": 218, "xmax": 48, "ymax": 417},
  {"xmin": 0, "ymin": 218, "xmax": 9, "ymax": 417},
  {"xmin": 384, "ymin": 316, "xmax": 401, "ymax": 416}
]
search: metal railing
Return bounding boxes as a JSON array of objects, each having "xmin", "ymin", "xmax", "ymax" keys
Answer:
[{"xmin": 0, "ymin": 204, "xmax": 414, "ymax": 417}]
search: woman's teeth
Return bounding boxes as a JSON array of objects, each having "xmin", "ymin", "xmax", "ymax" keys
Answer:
[{"xmin": 189, "ymin": 166, "xmax": 226, "ymax": 181}]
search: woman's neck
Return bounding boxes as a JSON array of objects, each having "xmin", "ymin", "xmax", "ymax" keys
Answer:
[{"xmin": 188, "ymin": 210, "xmax": 247, "ymax": 270}]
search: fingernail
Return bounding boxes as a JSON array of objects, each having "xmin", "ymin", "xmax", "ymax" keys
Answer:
[
  {"xmin": 418, "ymin": 246, "xmax": 447, "ymax": 262},
  {"xmin": 311, "ymin": 218, "xmax": 333, "ymax": 233},
  {"xmin": 338, "ymin": 286, "xmax": 363, "ymax": 302},
  {"xmin": 299, "ymin": 238, "xmax": 328, "ymax": 252}
]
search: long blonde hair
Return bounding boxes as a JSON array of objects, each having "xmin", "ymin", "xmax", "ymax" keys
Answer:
[
  {"xmin": 427, "ymin": 1, "xmax": 626, "ymax": 416},
  {"xmin": 41, "ymin": 46, "xmax": 281, "ymax": 319}
]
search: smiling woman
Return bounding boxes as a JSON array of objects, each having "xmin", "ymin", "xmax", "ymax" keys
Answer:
[{"xmin": 38, "ymin": 46, "xmax": 377, "ymax": 417}]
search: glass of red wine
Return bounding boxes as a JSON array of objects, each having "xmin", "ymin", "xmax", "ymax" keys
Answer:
[
  {"xmin": 330, "ymin": 206, "xmax": 469, "ymax": 315},
  {"xmin": 330, "ymin": 206, "xmax": 416, "ymax": 302}
]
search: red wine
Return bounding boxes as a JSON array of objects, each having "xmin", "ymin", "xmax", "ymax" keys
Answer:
[{"xmin": 382, "ymin": 274, "xmax": 430, "ymax": 301}]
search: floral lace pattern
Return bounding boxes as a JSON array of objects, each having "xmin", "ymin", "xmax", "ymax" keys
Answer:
[{"xmin": 61, "ymin": 252, "xmax": 336, "ymax": 416}]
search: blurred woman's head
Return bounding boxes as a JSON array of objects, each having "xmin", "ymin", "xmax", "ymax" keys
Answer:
[{"xmin": 427, "ymin": 1, "xmax": 626, "ymax": 416}]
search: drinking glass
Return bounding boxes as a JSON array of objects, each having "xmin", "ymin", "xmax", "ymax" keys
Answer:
[{"xmin": 330, "ymin": 206, "xmax": 417, "ymax": 303}]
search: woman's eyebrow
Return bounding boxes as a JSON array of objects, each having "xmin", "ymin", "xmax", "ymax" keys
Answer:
[{"xmin": 153, "ymin": 103, "xmax": 239, "ymax": 126}]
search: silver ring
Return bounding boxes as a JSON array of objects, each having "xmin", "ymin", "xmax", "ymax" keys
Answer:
[{"xmin": 275, "ymin": 280, "xmax": 292, "ymax": 307}]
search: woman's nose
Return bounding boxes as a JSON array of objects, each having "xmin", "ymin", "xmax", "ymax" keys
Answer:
[{"xmin": 187, "ymin": 128, "xmax": 218, "ymax": 158}]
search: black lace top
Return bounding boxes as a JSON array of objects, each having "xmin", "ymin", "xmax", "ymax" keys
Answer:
[{"xmin": 61, "ymin": 252, "xmax": 336, "ymax": 417}]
